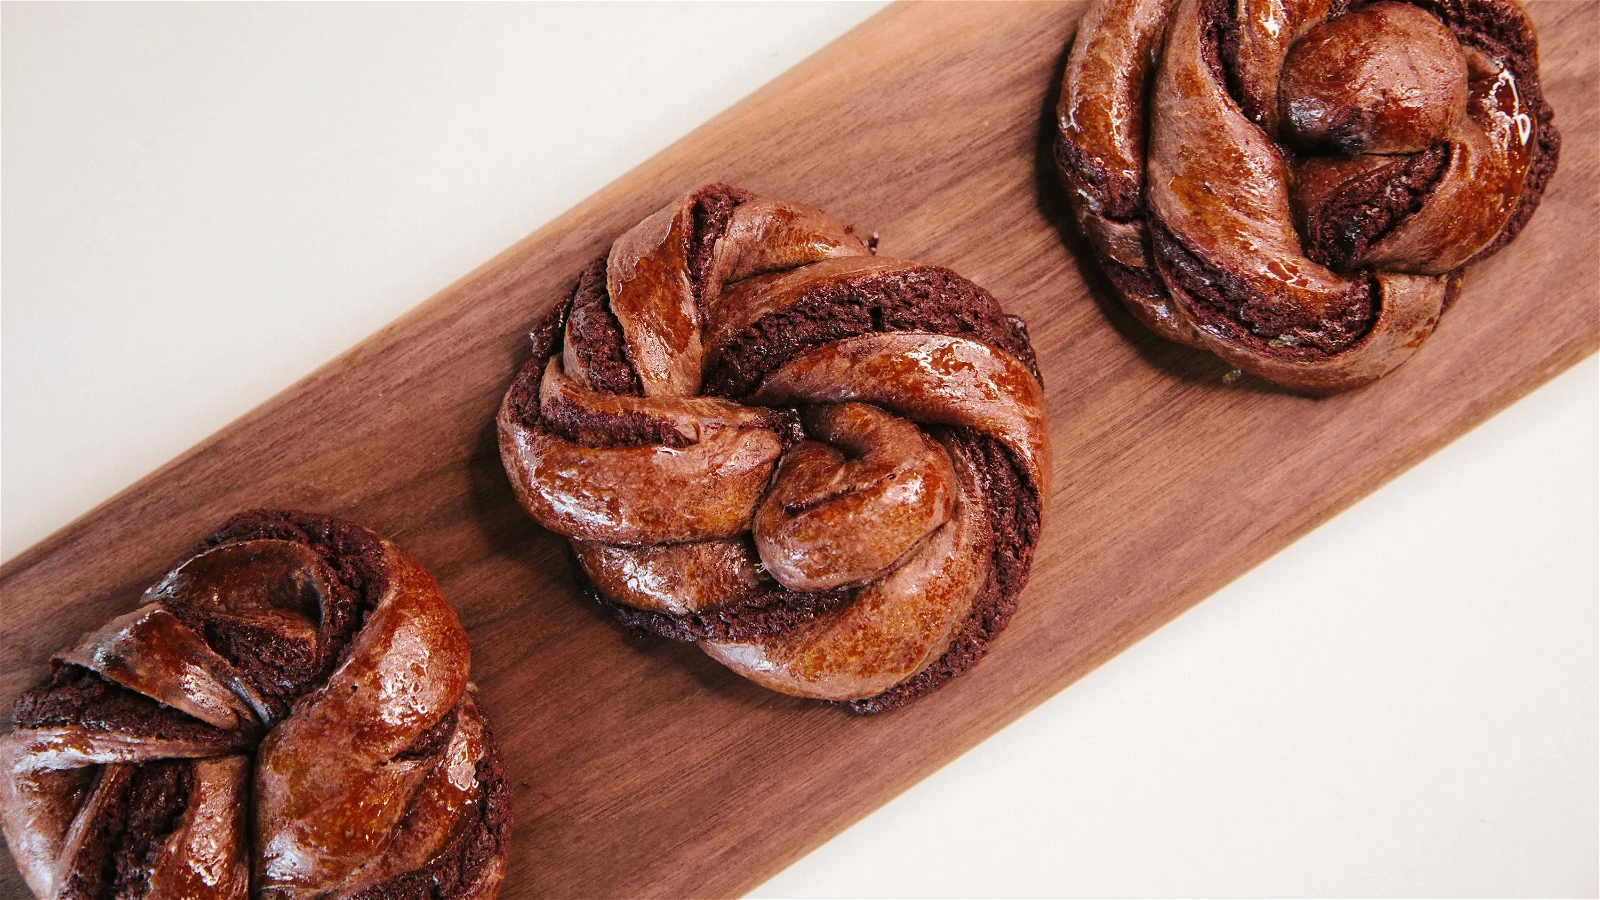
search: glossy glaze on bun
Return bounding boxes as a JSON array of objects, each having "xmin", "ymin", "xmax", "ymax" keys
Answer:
[
  {"xmin": 498, "ymin": 185, "xmax": 1052, "ymax": 713},
  {"xmin": 1057, "ymin": 0, "xmax": 1560, "ymax": 393},
  {"xmin": 0, "ymin": 511, "xmax": 510, "ymax": 900}
]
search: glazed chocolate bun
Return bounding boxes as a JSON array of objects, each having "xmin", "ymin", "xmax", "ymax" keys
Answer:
[
  {"xmin": 0, "ymin": 511, "xmax": 510, "ymax": 900},
  {"xmin": 498, "ymin": 185, "xmax": 1051, "ymax": 714},
  {"xmin": 1057, "ymin": 0, "xmax": 1560, "ymax": 393}
]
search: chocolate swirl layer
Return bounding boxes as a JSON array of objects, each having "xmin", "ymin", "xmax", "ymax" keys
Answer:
[
  {"xmin": 0, "ymin": 511, "xmax": 510, "ymax": 900},
  {"xmin": 1057, "ymin": 0, "xmax": 1560, "ymax": 393},
  {"xmin": 498, "ymin": 185, "xmax": 1052, "ymax": 714}
]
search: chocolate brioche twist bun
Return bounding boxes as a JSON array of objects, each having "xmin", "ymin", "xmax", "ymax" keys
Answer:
[
  {"xmin": 498, "ymin": 185, "xmax": 1052, "ymax": 714},
  {"xmin": 1057, "ymin": 0, "xmax": 1559, "ymax": 393},
  {"xmin": 0, "ymin": 511, "xmax": 510, "ymax": 900}
]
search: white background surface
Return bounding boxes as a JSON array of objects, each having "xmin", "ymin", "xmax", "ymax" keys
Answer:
[{"xmin": 2, "ymin": 4, "xmax": 1594, "ymax": 897}]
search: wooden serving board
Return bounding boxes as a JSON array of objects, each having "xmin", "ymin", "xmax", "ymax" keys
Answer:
[{"xmin": 2, "ymin": 2, "xmax": 1595, "ymax": 896}]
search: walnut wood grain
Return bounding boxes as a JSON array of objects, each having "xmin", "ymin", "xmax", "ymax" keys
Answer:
[{"xmin": 1, "ymin": 2, "xmax": 1594, "ymax": 897}]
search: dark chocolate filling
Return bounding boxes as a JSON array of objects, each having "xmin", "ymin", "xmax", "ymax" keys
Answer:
[
  {"xmin": 1150, "ymin": 218, "xmax": 1377, "ymax": 357},
  {"xmin": 581, "ymin": 567, "xmax": 853, "ymax": 644},
  {"xmin": 541, "ymin": 383, "xmax": 806, "ymax": 451},
  {"xmin": 1003, "ymin": 315, "xmax": 1043, "ymax": 382},
  {"xmin": 1211, "ymin": 0, "xmax": 1258, "ymax": 125},
  {"xmin": 848, "ymin": 428, "xmax": 1042, "ymax": 715},
  {"xmin": 12, "ymin": 665, "xmax": 234, "ymax": 746},
  {"xmin": 507, "ymin": 298, "xmax": 572, "ymax": 430},
  {"xmin": 1100, "ymin": 254, "xmax": 1171, "ymax": 307},
  {"xmin": 702, "ymin": 264, "xmax": 1037, "ymax": 399},
  {"xmin": 687, "ymin": 184, "xmax": 756, "ymax": 319},
  {"xmin": 1297, "ymin": 143, "xmax": 1452, "ymax": 272},
  {"xmin": 54, "ymin": 760, "xmax": 192, "ymax": 900},
  {"xmin": 1408, "ymin": 0, "xmax": 1538, "ymax": 78},
  {"xmin": 540, "ymin": 391, "xmax": 695, "ymax": 449},
  {"xmin": 59, "ymin": 767, "xmax": 128, "ymax": 900},
  {"xmin": 564, "ymin": 257, "xmax": 643, "ymax": 397},
  {"xmin": 112, "ymin": 760, "xmax": 193, "ymax": 900},
  {"xmin": 162, "ymin": 612, "xmax": 318, "ymax": 723},
  {"xmin": 1055, "ymin": 134, "xmax": 1144, "ymax": 223}
]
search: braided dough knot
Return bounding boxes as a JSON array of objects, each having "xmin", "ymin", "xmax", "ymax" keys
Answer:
[
  {"xmin": 1057, "ymin": 0, "xmax": 1560, "ymax": 392},
  {"xmin": 498, "ymin": 186, "xmax": 1052, "ymax": 713},
  {"xmin": 0, "ymin": 512, "xmax": 509, "ymax": 899}
]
